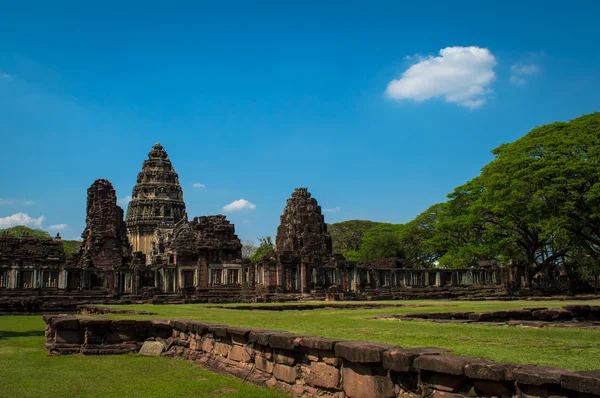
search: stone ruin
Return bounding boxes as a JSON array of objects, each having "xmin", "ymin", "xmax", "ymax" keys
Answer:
[
  {"xmin": 79, "ymin": 179, "xmax": 131, "ymax": 269},
  {"xmin": 0, "ymin": 143, "xmax": 583, "ymax": 304},
  {"xmin": 276, "ymin": 187, "xmax": 332, "ymax": 260}
]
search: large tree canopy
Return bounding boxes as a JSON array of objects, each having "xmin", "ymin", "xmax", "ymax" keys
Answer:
[{"xmin": 327, "ymin": 113, "xmax": 600, "ymax": 288}]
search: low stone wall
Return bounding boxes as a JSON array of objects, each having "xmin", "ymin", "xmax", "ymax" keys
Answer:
[
  {"xmin": 377, "ymin": 305, "xmax": 600, "ymax": 328},
  {"xmin": 43, "ymin": 315, "xmax": 600, "ymax": 397},
  {"xmin": 76, "ymin": 304, "xmax": 155, "ymax": 315}
]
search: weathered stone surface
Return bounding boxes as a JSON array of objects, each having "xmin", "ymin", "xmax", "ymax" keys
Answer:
[
  {"xmin": 55, "ymin": 329, "xmax": 83, "ymax": 344},
  {"xmin": 249, "ymin": 330, "xmax": 279, "ymax": 346},
  {"xmin": 79, "ymin": 179, "xmax": 131, "ymax": 272},
  {"xmin": 273, "ymin": 363, "xmax": 298, "ymax": 383},
  {"xmin": 125, "ymin": 143, "xmax": 186, "ymax": 260},
  {"xmin": 139, "ymin": 341, "xmax": 165, "ymax": 356},
  {"xmin": 513, "ymin": 365, "xmax": 567, "ymax": 386},
  {"xmin": 306, "ymin": 362, "xmax": 340, "ymax": 389},
  {"xmin": 276, "ymin": 188, "xmax": 332, "ymax": 258},
  {"xmin": 420, "ymin": 371, "xmax": 466, "ymax": 393},
  {"xmin": 51, "ymin": 318, "xmax": 80, "ymax": 330},
  {"xmin": 560, "ymin": 369, "xmax": 600, "ymax": 394},
  {"xmin": 228, "ymin": 345, "xmax": 252, "ymax": 363},
  {"xmin": 464, "ymin": 360, "xmax": 512, "ymax": 381},
  {"xmin": 269, "ymin": 332, "xmax": 298, "ymax": 350},
  {"xmin": 335, "ymin": 341, "xmax": 398, "ymax": 363},
  {"xmin": 383, "ymin": 347, "xmax": 450, "ymax": 372},
  {"xmin": 473, "ymin": 379, "xmax": 514, "ymax": 396},
  {"xmin": 273, "ymin": 349, "xmax": 296, "ymax": 365},
  {"xmin": 414, "ymin": 355, "xmax": 477, "ymax": 375},
  {"xmin": 298, "ymin": 336, "xmax": 340, "ymax": 351},
  {"xmin": 342, "ymin": 362, "xmax": 395, "ymax": 398},
  {"xmin": 213, "ymin": 342, "xmax": 231, "ymax": 357},
  {"xmin": 255, "ymin": 356, "xmax": 274, "ymax": 373}
]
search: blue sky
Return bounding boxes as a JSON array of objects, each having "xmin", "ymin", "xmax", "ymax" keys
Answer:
[{"xmin": 1, "ymin": 1, "xmax": 599, "ymax": 242}]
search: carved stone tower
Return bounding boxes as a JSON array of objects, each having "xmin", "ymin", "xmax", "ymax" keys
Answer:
[
  {"xmin": 80, "ymin": 179, "xmax": 131, "ymax": 268},
  {"xmin": 125, "ymin": 143, "xmax": 186, "ymax": 258},
  {"xmin": 276, "ymin": 187, "xmax": 333, "ymax": 258}
]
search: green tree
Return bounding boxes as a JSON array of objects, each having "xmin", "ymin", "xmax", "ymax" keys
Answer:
[
  {"xmin": 357, "ymin": 223, "xmax": 404, "ymax": 260},
  {"xmin": 328, "ymin": 220, "xmax": 382, "ymax": 256},
  {"xmin": 249, "ymin": 236, "xmax": 276, "ymax": 262},
  {"xmin": 0, "ymin": 225, "xmax": 51, "ymax": 239}
]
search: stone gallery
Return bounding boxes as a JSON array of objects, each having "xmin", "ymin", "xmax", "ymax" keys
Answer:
[{"xmin": 0, "ymin": 143, "xmax": 544, "ymax": 302}]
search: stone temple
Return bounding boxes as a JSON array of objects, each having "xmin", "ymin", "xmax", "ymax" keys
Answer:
[{"xmin": 0, "ymin": 142, "xmax": 531, "ymax": 302}]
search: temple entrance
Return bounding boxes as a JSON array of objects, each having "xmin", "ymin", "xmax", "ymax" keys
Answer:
[{"xmin": 141, "ymin": 270, "xmax": 155, "ymax": 288}]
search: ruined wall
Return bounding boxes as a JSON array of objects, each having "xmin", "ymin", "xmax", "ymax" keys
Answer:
[
  {"xmin": 276, "ymin": 188, "xmax": 332, "ymax": 260},
  {"xmin": 79, "ymin": 179, "xmax": 131, "ymax": 269},
  {"xmin": 44, "ymin": 316, "xmax": 600, "ymax": 397},
  {"xmin": 126, "ymin": 143, "xmax": 186, "ymax": 257},
  {"xmin": 170, "ymin": 215, "xmax": 242, "ymax": 265},
  {"xmin": 0, "ymin": 234, "xmax": 65, "ymax": 265}
]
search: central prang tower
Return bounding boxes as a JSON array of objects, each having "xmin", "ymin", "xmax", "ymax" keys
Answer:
[{"xmin": 125, "ymin": 143, "xmax": 186, "ymax": 258}]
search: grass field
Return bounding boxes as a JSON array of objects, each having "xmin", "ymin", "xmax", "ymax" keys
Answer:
[
  {"xmin": 2, "ymin": 299, "xmax": 600, "ymax": 398},
  {"xmin": 106, "ymin": 299, "xmax": 600, "ymax": 370},
  {"xmin": 0, "ymin": 316, "xmax": 286, "ymax": 398}
]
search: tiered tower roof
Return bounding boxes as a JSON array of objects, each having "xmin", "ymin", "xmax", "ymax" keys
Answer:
[{"xmin": 125, "ymin": 143, "xmax": 187, "ymax": 254}]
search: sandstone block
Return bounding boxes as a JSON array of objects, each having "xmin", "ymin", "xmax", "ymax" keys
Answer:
[
  {"xmin": 335, "ymin": 341, "xmax": 398, "ymax": 363},
  {"xmin": 255, "ymin": 356, "xmax": 274, "ymax": 373},
  {"xmin": 228, "ymin": 345, "xmax": 252, "ymax": 363},
  {"xmin": 342, "ymin": 362, "xmax": 394, "ymax": 398},
  {"xmin": 214, "ymin": 342, "xmax": 231, "ymax": 357},
  {"xmin": 273, "ymin": 363, "xmax": 298, "ymax": 383},
  {"xmin": 306, "ymin": 362, "xmax": 340, "ymax": 389},
  {"xmin": 560, "ymin": 369, "xmax": 600, "ymax": 394},
  {"xmin": 383, "ymin": 347, "xmax": 450, "ymax": 372}
]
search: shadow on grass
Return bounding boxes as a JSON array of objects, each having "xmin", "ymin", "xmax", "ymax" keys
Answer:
[{"xmin": 0, "ymin": 330, "xmax": 44, "ymax": 339}]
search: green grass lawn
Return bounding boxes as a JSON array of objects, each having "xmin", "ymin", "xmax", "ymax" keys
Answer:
[
  {"xmin": 0, "ymin": 316, "xmax": 286, "ymax": 398},
  {"xmin": 106, "ymin": 299, "xmax": 600, "ymax": 370}
]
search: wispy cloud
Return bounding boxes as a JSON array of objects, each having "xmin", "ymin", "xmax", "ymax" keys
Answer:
[
  {"xmin": 117, "ymin": 196, "xmax": 132, "ymax": 207},
  {"xmin": 48, "ymin": 224, "xmax": 68, "ymax": 230},
  {"xmin": 0, "ymin": 72, "xmax": 11, "ymax": 80},
  {"xmin": 386, "ymin": 46, "xmax": 496, "ymax": 108},
  {"xmin": 510, "ymin": 63, "xmax": 540, "ymax": 85},
  {"xmin": 192, "ymin": 183, "xmax": 206, "ymax": 188},
  {"xmin": 323, "ymin": 207, "xmax": 341, "ymax": 214},
  {"xmin": 0, "ymin": 198, "xmax": 34, "ymax": 205},
  {"xmin": 222, "ymin": 199, "xmax": 256, "ymax": 212},
  {"xmin": 0, "ymin": 212, "xmax": 45, "ymax": 228}
]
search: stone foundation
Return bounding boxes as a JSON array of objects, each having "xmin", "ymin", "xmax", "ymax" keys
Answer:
[
  {"xmin": 44, "ymin": 315, "xmax": 600, "ymax": 397},
  {"xmin": 376, "ymin": 305, "xmax": 600, "ymax": 328}
]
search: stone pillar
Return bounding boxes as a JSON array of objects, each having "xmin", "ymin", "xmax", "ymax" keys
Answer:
[
  {"xmin": 300, "ymin": 263, "xmax": 306, "ymax": 293},
  {"xmin": 199, "ymin": 257, "xmax": 208, "ymax": 288}
]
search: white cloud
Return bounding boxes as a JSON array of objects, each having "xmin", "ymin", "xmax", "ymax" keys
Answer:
[
  {"xmin": 510, "ymin": 63, "xmax": 540, "ymax": 85},
  {"xmin": 385, "ymin": 46, "xmax": 496, "ymax": 108},
  {"xmin": 324, "ymin": 207, "xmax": 341, "ymax": 213},
  {"xmin": 23, "ymin": 200, "xmax": 34, "ymax": 205},
  {"xmin": 222, "ymin": 199, "xmax": 256, "ymax": 212},
  {"xmin": 192, "ymin": 183, "xmax": 206, "ymax": 188},
  {"xmin": 0, "ymin": 198, "xmax": 14, "ymax": 205},
  {"xmin": 117, "ymin": 196, "xmax": 132, "ymax": 207},
  {"xmin": 0, "ymin": 212, "xmax": 45, "ymax": 228},
  {"xmin": 48, "ymin": 224, "xmax": 68, "ymax": 230},
  {"xmin": 0, "ymin": 73, "xmax": 11, "ymax": 79}
]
